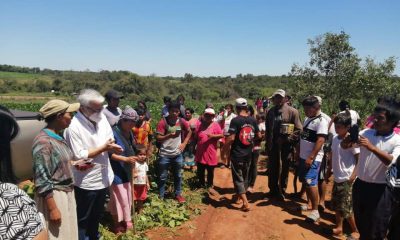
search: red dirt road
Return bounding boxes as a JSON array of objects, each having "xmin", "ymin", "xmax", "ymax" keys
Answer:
[{"xmin": 147, "ymin": 157, "xmax": 345, "ymax": 240}]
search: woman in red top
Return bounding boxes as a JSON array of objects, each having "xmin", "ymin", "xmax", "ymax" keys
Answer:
[{"xmin": 194, "ymin": 108, "xmax": 223, "ymax": 188}]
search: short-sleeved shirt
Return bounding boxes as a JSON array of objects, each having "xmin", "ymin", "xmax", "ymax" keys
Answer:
[
  {"xmin": 0, "ymin": 183, "xmax": 44, "ymax": 240},
  {"xmin": 300, "ymin": 115, "xmax": 329, "ymax": 162},
  {"xmin": 356, "ymin": 129, "xmax": 400, "ymax": 184},
  {"xmin": 195, "ymin": 122, "xmax": 223, "ymax": 166},
  {"xmin": 340, "ymin": 109, "xmax": 360, "ymax": 126},
  {"xmin": 132, "ymin": 121, "xmax": 153, "ymax": 147},
  {"xmin": 331, "ymin": 135, "xmax": 360, "ymax": 183},
  {"xmin": 228, "ymin": 115, "xmax": 260, "ymax": 159},
  {"xmin": 133, "ymin": 162, "xmax": 148, "ymax": 185},
  {"xmin": 156, "ymin": 117, "xmax": 190, "ymax": 157}
]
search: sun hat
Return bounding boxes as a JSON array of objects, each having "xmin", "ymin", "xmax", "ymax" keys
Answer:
[
  {"xmin": 270, "ymin": 89, "xmax": 286, "ymax": 98},
  {"xmin": 120, "ymin": 106, "xmax": 138, "ymax": 121},
  {"xmin": 39, "ymin": 99, "xmax": 80, "ymax": 118}
]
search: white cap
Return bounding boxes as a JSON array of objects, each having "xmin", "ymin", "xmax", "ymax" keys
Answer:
[
  {"xmin": 314, "ymin": 96, "xmax": 322, "ymax": 105},
  {"xmin": 235, "ymin": 98, "xmax": 248, "ymax": 107},
  {"xmin": 271, "ymin": 89, "xmax": 286, "ymax": 98},
  {"xmin": 204, "ymin": 108, "xmax": 216, "ymax": 115}
]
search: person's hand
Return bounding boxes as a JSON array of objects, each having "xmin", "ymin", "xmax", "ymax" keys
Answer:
[
  {"xmin": 49, "ymin": 207, "xmax": 61, "ymax": 224},
  {"xmin": 146, "ymin": 183, "xmax": 151, "ymax": 190},
  {"xmin": 178, "ymin": 143, "xmax": 187, "ymax": 152},
  {"xmin": 359, "ymin": 136, "xmax": 375, "ymax": 151},
  {"xmin": 305, "ymin": 157, "xmax": 313, "ymax": 169},
  {"xmin": 75, "ymin": 163, "xmax": 94, "ymax": 171},
  {"xmin": 104, "ymin": 139, "xmax": 123, "ymax": 154},
  {"xmin": 207, "ymin": 133, "xmax": 214, "ymax": 138},
  {"xmin": 348, "ymin": 175, "xmax": 356, "ymax": 184},
  {"xmin": 125, "ymin": 156, "xmax": 137, "ymax": 164}
]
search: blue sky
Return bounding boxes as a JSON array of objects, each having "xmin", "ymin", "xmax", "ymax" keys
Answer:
[{"xmin": 0, "ymin": 1, "xmax": 399, "ymax": 77}]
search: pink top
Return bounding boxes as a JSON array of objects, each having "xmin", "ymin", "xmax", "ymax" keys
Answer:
[{"xmin": 195, "ymin": 122, "xmax": 223, "ymax": 166}]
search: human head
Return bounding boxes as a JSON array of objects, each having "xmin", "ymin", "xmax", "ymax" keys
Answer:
[
  {"xmin": 135, "ymin": 144, "xmax": 147, "ymax": 162},
  {"xmin": 119, "ymin": 106, "xmax": 138, "ymax": 131},
  {"xmin": 339, "ymin": 100, "xmax": 350, "ymax": 111},
  {"xmin": 136, "ymin": 108, "xmax": 146, "ymax": 123},
  {"xmin": 248, "ymin": 105, "xmax": 255, "ymax": 117},
  {"xmin": 167, "ymin": 100, "xmax": 181, "ymax": 120},
  {"xmin": 302, "ymin": 96, "xmax": 320, "ymax": 118},
  {"xmin": 225, "ymin": 104, "xmax": 234, "ymax": 114},
  {"xmin": 271, "ymin": 89, "xmax": 286, "ymax": 107},
  {"xmin": 177, "ymin": 94, "xmax": 185, "ymax": 104},
  {"xmin": 373, "ymin": 100, "xmax": 400, "ymax": 132},
  {"xmin": 77, "ymin": 89, "xmax": 105, "ymax": 123},
  {"xmin": 203, "ymin": 108, "xmax": 215, "ymax": 123},
  {"xmin": 334, "ymin": 112, "xmax": 352, "ymax": 137},
  {"xmin": 185, "ymin": 107, "xmax": 194, "ymax": 121},
  {"xmin": 256, "ymin": 112, "xmax": 266, "ymax": 123},
  {"xmin": 137, "ymin": 100, "xmax": 147, "ymax": 110},
  {"xmin": 235, "ymin": 97, "xmax": 248, "ymax": 113},
  {"xmin": 40, "ymin": 99, "xmax": 80, "ymax": 130},
  {"xmin": 105, "ymin": 89, "xmax": 123, "ymax": 108},
  {"xmin": 0, "ymin": 106, "xmax": 20, "ymax": 183},
  {"xmin": 205, "ymin": 102, "xmax": 214, "ymax": 109},
  {"xmin": 163, "ymin": 96, "xmax": 172, "ymax": 105}
]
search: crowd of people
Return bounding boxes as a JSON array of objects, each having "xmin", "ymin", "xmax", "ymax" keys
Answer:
[{"xmin": 1, "ymin": 87, "xmax": 400, "ymax": 240}]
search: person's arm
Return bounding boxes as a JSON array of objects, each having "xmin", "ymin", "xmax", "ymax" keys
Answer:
[
  {"xmin": 349, "ymin": 153, "xmax": 359, "ymax": 183},
  {"xmin": 305, "ymin": 135, "xmax": 326, "ymax": 167},
  {"xmin": 224, "ymin": 134, "xmax": 235, "ymax": 160},
  {"xmin": 110, "ymin": 153, "xmax": 138, "ymax": 164},
  {"xmin": 45, "ymin": 197, "xmax": 61, "ymax": 224},
  {"xmin": 178, "ymin": 120, "xmax": 192, "ymax": 152},
  {"xmin": 358, "ymin": 135, "xmax": 394, "ymax": 165},
  {"xmin": 325, "ymin": 151, "xmax": 333, "ymax": 182}
]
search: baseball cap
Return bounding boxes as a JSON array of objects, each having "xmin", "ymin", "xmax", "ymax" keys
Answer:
[
  {"xmin": 204, "ymin": 108, "xmax": 216, "ymax": 115},
  {"xmin": 235, "ymin": 98, "xmax": 248, "ymax": 107},
  {"xmin": 105, "ymin": 89, "xmax": 124, "ymax": 99},
  {"xmin": 314, "ymin": 96, "xmax": 322, "ymax": 105},
  {"xmin": 121, "ymin": 106, "xmax": 138, "ymax": 121},
  {"xmin": 40, "ymin": 100, "xmax": 80, "ymax": 118},
  {"xmin": 271, "ymin": 89, "xmax": 286, "ymax": 98}
]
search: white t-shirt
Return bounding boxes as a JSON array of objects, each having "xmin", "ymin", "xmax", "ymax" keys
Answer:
[
  {"xmin": 223, "ymin": 113, "xmax": 237, "ymax": 136},
  {"xmin": 102, "ymin": 106, "xmax": 122, "ymax": 126},
  {"xmin": 331, "ymin": 135, "xmax": 360, "ymax": 183},
  {"xmin": 340, "ymin": 109, "xmax": 360, "ymax": 126},
  {"xmin": 300, "ymin": 115, "xmax": 329, "ymax": 162},
  {"xmin": 258, "ymin": 122, "xmax": 266, "ymax": 132},
  {"xmin": 356, "ymin": 129, "xmax": 400, "ymax": 184},
  {"xmin": 133, "ymin": 162, "xmax": 148, "ymax": 185},
  {"xmin": 65, "ymin": 111, "xmax": 115, "ymax": 190},
  {"xmin": 321, "ymin": 111, "xmax": 336, "ymax": 135}
]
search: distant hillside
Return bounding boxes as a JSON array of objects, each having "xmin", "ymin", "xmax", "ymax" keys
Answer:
[{"xmin": 0, "ymin": 64, "xmax": 291, "ymax": 102}]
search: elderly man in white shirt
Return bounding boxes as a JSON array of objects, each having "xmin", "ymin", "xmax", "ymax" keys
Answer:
[
  {"xmin": 65, "ymin": 89, "xmax": 123, "ymax": 240},
  {"xmin": 352, "ymin": 101, "xmax": 400, "ymax": 240}
]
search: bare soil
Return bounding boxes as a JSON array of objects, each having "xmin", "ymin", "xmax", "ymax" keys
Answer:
[{"xmin": 146, "ymin": 156, "xmax": 350, "ymax": 240}]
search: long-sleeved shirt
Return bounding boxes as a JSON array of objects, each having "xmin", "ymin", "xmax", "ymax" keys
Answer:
[
  {"xmin": 64, "ymin": 111, "xmax": 114, "ymax": 190},
  {"xmin": 32, "ymin": 129, "xmax": 74, "ymax": 198}
]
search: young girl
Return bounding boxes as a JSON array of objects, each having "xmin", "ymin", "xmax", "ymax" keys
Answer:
[
  {"xmin": 132, "ymin": 146, "xmax": 150, "ymax": 214},
  {"xmin": 326, "ymin": 112, "xmax": 359, "ymax": 239}
]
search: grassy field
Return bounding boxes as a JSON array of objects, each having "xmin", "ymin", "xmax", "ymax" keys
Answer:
[{"xmin": 0, "ymin": 71, "xmax": 53, "ymax": 83}]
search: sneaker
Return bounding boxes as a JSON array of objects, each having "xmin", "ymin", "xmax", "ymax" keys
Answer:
[
  {"xmin": 175, "ymin": 195, "xmax": 186, "ymax": 203},
  {"xmin": 305, "ymin": 210, "xmax": 320, "ymax": 223}
]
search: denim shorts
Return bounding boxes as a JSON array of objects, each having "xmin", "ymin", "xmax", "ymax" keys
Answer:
[{"xmin": 299, "ymin": 158, "xmax": 321, "ymax": 187}]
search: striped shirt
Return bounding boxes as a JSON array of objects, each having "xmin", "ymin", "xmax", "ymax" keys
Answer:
[
  {"xmin": 32, "ymin": 129, "xmax": 74, "ymax": 198},
  {"xmin": 132, "ymin": 121, "xmax": 153, "ymax": 147}
]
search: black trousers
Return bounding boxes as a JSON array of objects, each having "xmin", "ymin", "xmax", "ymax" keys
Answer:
[
  {"xmin": 267, "ymin": 143, "xmax": 292, "ymax": 194},
  {"xmin": 248, "ymin": 150, "xmax": 260, "ymax": 187},
  {"xmin": 352, "ymin": 179, "xmax": 393, "ymax": 240},
  {"xmin": 75, "ymin": 187, "xmax": 107, "ymax": 240},
  {"xmin": 197, "ymin": 162, "xmax": 216, "ymax": 188},
  {"xmin": 388, "ymin": 200, "xmax": 400, "ymax": 240}
]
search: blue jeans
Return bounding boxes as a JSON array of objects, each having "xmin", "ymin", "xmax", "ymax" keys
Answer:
[
  {"xmin": 298, "ymin": 158, "xmax": 321, "ymax": 187},
  {"xmin": 158, "ymin": 154, "xmax": 183, "ymax": 198}
]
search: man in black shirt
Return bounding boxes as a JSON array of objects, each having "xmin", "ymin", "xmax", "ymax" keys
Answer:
[{"xmin": 225, "ymin": 98, "xmax": 261, "ymax": 211}]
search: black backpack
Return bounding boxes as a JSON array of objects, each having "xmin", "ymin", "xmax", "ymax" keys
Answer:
[{"xmin": 386, "ymin": 155, "xmax": 400, "ymax": 202}]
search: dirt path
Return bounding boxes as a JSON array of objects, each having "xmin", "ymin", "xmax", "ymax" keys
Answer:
[{"xmin": 147, "ymin": 156, "xmax": 345, "ymax": 240}]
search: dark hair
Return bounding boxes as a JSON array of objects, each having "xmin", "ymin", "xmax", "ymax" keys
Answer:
[
  {"xmin": 177, "ymin": 94, "xmax": 185, "ymax": 102},
  {"xmin": 0, "ymin": 105, "xmax": 20, "ymax": 183},
  {"xmin": 302, "ymin": 96, "xmax": 319, "ymax": 107},
  {"xmin": 163, "ymin": 96, "xmax": 172, "ymax": 104},
  {"xmin": 136, "ymin": 108, "xmax": 146, "ymax": 116},
  {"xmin": 334, "ymin": 111, "xmax": 352, "ymax": 126},
  {"xmin": 44, "ymin": 114, "xmax": 59, "ymax": 124},
  {"xmin": 185, "ymin": 107, "xmax": 194, "ymax": 114},
  {"xmin": 248, "ymin": 105, "xmax": 255, "ymax": 116},
  {"xmin": 225, "ymin": 104, "xmax": 234, "ymax": 109},
  {"xmin": 339, "ymin": 100, "xmax": 350, "ymax": 111},
  {"xmin": 374, "ymin": 100, "xmax": 400, "ymax": 126},
  {"xmin": 135, "ymin": 144, "xmax": 147, "ymax": 154},
  {"xmin": 168, "ymin": 100, "xmax": 181, "ymax": 111},
  {"xmin": 137, "ymin": 100, "xmax": 147, "ymax": 110},
  {"xmin": 257, "ymin": 112, "xmax": 266, "ymax": 121},
  {"xmin": 205, "ymin": 102, "xmax": 214, "ymax": 109}
]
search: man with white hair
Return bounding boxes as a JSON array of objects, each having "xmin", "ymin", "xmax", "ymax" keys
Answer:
[{"xmin": 65, "ymin": 89, "xmax": 123, "ymax": 240}]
